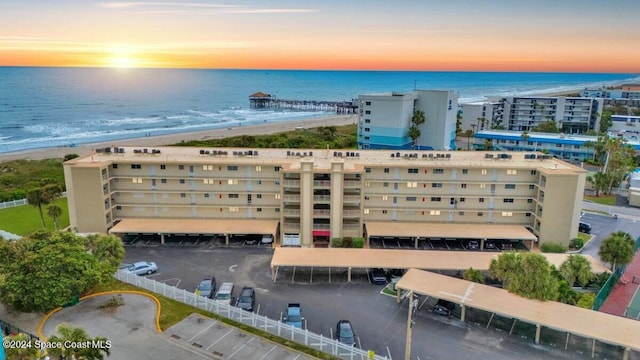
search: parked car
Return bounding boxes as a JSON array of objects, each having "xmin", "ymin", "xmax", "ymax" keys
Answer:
[
  {"xmin": 214, "ymin": 282, "xmax": 234, "ymax": 305},
  {"xmin": 261, "ymin": 234, "xmax": 274, "ymax": 245},
  {"xmin": 433, "ymin": 299, "xmax": 455, "ymax": 316},
  {"xmin": 368, "ymin": 268, "xmax": 387, "ymax": 285},
  {"xmin": 579, "ymin": 222, "xmax": 592, "ymax": 234},
  {"xmin": 123, "ymin": 261, "xmax": 157, "ymax": 276},
  {"xmin": 196, "ymin": 277, "xmax": 216, "ymax": 298},
  {"xmin": 468, "ymin": 240, "xmax": 479, "ymax": 250},
  {"xmin": 283, "ymin": 303, "xmax": 304, "ymax": 328},
  {"xmin": 336, "ymin": 320, "xmax": 356, "ymax": 346},
  {"xmin": 236, "ymin": 287, "xmax": 256, "ymax": 311},
  {"xmin": 485, "ymin": 241, "xmax": 498, "ymax": 250},
  {"xmin": 119, "ymin": 263, "xmax": 132, "ymax": 270}
]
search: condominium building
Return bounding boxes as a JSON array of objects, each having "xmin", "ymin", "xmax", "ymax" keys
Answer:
[
  {"xmin": 581, "ymin": 87, "xmax": 640, "ymax": 100},
  {"xmin": 357, "ymin": 90, "xmax": 458, "ymax": 150},
  {"xmin": 64, "ymin": 146, "xmax": 586, "ymax": 248},
  {"xmin": 493, "ymin": 96, "xmax": 603, "ymax": 134},
  {"xmin": 629, "ymin": 172, "xmax": 640, "ymax": 208},
  {"xmin": 473, "ymin": 130, "xmax": 640, "ymax": 161},
  {"xmin": 458, "ymin": 102, "xmax": 500, "ymax": 132}
]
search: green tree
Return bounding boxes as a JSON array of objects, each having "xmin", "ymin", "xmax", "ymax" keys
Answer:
[
  {"xmin": 520, "ymin": 131, "xmax": 530, "ymax": 148},
  {"xmin": 26, "ymin": 188, "xmax": 48, "ymax": 229},
  {"xmin": 63, "ymin": 153, "xmax": 80, "ymax": 161},
  {"xmin": 455, "ymin": 110, "xmax": 462, "ymax": 135},
  {"xmin": 599, "ymin": 107, "xmax": 613, "ymax": 133},
  {"xmin": 559, "ymin": 254, "xmax": 593, "ymax": 288},
  {"xmin": 3, "ymin": 333, "xmax": 42, "ymax": 360},
  {"xmin": 483, "ymin": 139, "xmax": 493, "ymax": 150},
  {"xmin": 85, "ymin": 234, "xmax": 125, "ymax": 283},
  {"xmin": 407, "ymin": 126, "xmax": 421, "ymax": 149},
  {"xmin": 47, "ymin": 323, "xmax": 111, "ymax": 360},
  {"xmin": 576, "ymin": 293, "xmax": 596, "ymax": 309},
  {"xmin": 407, "ymin": 110, "xmax": 425, "ymax": 148},
  {"xmin": 586, "ymin": 171, "xmax": 609, "ymax": 197},
  {"xmin": 603, "ymin": 137, "xmax": 636, "ymax": 194},
  {"xmin": 463, "ymin": 267, "xmax": 485, "ymax": 284},
  {"xmin": 598, "ymin": 231, "xmax": 635, "ymax": 271},
  {"xmin": 46, "ymin": 204, "xmax": 63, "ymax": 231},
  {"xmin": 532, "ymin": 120, "xmax": 560, "ymax": 133},
  {"xmin": 490, "ymin": 252, "xmax": 559, "ymax": 301},
  {"xmin": 0, "ymin": 231, "xmax": 116, "ymax": 312}
]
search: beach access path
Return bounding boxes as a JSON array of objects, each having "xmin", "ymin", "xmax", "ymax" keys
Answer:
[{"xmin": 0, "ymin": 114, "xmax": 357, "ymax": 162}]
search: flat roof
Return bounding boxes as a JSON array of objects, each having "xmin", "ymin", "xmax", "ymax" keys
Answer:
[
  {"xmin": 270, "ymin": 248, "xmax": 608, "ymax": 273},
  {"xmin": 396, "ymin": 268, "xmax": 640, "ymax": 351},
  {"xmin": 109, "ymin": 218, "xmax": 278, "ymax": 235},
  {"xmin": 365, "ymin": 222, "xmax": 538, "ymax": 241}
]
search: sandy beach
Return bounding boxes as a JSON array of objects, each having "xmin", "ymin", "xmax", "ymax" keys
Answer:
[{"xmin": 0, "ymin": 114, "xmax": 358, "ymax": 162}]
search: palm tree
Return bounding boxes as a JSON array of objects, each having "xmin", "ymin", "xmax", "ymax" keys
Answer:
[
  {"xmin": 47, "ymin": 323, "xmax": 111, "ymax": 360},
  {"xmin": 27, "ymin": 188, "xmax": 47, "ymax": 228},
  {"xmin": 463, "ymin": 267, "xmax": 485, "ymax": 284},
  {"xmin": 42, "ymin": 183, "xmax": 62, "ymax": 204},
  {"xmin": 521, "ymin": 131, "xmax": 530, "ymax": 150},
  {"xmin": 47, "ymin": 204, "xmax": 63, "ymax": 230},
  {"xmin": 559, "ymin": 255, "xmax": 593, "ymax": 288},
  {"xmin": 3, "ymin": 333, "xmax": 41, "ymax": 360},
  {"xmin": 407, "ymin": 110, "xmax": 425, "ymax": 149},
  {"xmin": 407, "ymin": 126, "xmax": 421, "ymax": 149},
  {"xmin": 598, "ymin": 231, "xmax": 635, "ymax": 272}
]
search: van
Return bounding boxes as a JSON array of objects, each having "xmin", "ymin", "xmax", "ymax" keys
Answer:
[
  {"xmin": 236, "ymin": 287, "xmax": 255, "ymax": 311},
  {"xmin": 214, "ymin": 282, "xmax": 234, "ymax": 305},
  {"xmin": 578, "ymin": 222, "xmax": 591, "ymax": 234}
]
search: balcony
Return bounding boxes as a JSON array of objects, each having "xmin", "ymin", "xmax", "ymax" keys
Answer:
[
  {"xmin": 344, "ymin": 180, "xmax": 360, "ymax": 188},
  {"xmin": 313, "ymin": 209, "xmax": 331, "ymax": 217},
  {"xmin": 313, "ymin": 180, "xmax": 331, "ymax": 188},
  {"xmin": 342, "ymin": 210, "xmax": 360, "ymax": 218},
  {"xmin": 284, "ymin": 194, "xmax": 300, "ymax": 202},
  {"xmin": 284, "ymin": 180, "xmax": 300, "ymax": 187},
  {"xmin": 313, "ymin": 223, "xmax": 330, "ymax": 230},
  {"xmin": 313, "ymin": 195, "xmax": 331, "ymax": 202},
  {"xmin": 343, "ymin": 195, "xmax": 360, "ymax": 204},
  {"xmin": 283, "ymin": 209, "xmax": 301, "ymax": 216}
]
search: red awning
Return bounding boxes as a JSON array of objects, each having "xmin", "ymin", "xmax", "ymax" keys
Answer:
[{"xmin": 313, "ymin": 230, "xmax": 331, "ymax": 237}]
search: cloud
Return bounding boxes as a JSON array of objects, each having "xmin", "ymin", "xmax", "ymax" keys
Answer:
[
  {"xmin": 99, "ymin": 2, "xmax": 317, "ymax": 14},
  {"xmin": 100, "ymin": 2, "xmax": 238, "ymax": 9}
]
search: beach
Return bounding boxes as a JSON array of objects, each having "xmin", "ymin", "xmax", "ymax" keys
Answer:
[{"xmin": 0, "ymin": 114, "xmax": 357, "ymax": 162}]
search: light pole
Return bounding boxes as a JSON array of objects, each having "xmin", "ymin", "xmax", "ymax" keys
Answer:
[{"xmin": 404, "ymin": 291, "xmax": 419, "ymax": 360}]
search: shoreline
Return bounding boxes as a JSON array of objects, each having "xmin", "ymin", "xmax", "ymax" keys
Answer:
[{"xmin": 0, "ymin": 114, "xmax": 357, "ymax": 162}]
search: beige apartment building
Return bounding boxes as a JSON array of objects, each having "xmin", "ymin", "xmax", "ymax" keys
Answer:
[{"xmin": 64, "ymin": 147, "xmax": 586, "ymax": 248}]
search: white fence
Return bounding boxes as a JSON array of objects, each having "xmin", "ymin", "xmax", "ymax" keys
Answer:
[
  {"xmin": 0, "ymin": 192, "xmax": 67, "ymax": 209},
  {"xmin": 114, "ymin": 270, "xmax": 390, "ymax": 360}
]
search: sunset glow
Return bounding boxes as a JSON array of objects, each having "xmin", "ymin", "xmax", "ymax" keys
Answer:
[{"xmin": 1, "ymin": 0, "xmax": 639, "ymax": 72}]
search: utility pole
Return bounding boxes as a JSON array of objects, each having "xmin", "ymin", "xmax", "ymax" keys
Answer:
[{"xmin": 404, "ymin": 291, "xmax": 419, "ymax": 360}]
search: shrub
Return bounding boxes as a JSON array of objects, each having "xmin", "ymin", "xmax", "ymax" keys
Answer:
[
  {"xmin": 541, "ymin": 242, "xmax": 568, "ymax": 253},
  {"xmin": 351, "ymin": 237, "xmax": 364, "ymax": 248},
  {"xmin": 331, "ymin": 238, "xmax": 343, "ymax": 248},
  {"xmin": 570, "ymin": 237, "xmax": 585, "ymax": 250},
  {"xmin": 342, "ymin": 237, "xmax": 352, "ymax": 248},
  {"xmin": 63, "ymin": 154, "xmax": 79, "ymax": 161},
  {"xmin": 576, "ymin": 293, "xmax": 596, "ymax": 309}
]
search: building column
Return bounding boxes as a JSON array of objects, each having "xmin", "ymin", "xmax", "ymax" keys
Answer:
[
  {"xmin": 535, "ymin": 324, "xmax": 541, "ymax": 344},
  {"xmin": 160, "ymin": 234, "xmax": 165, "ymax": 245},
  {"xmin": 460, "ymin": 304, "xmax": 466, "ymax": 321},
  {"xmin": 225, "ymin": 233, "xmax": 229, "ymax": 245},
  {"xmin": 300, "ymin": 160, "xmax": 314, "ymax": 247},
  {"xmin": 330, "ymin": 160, "xmax": 344, "ymax": 241}
]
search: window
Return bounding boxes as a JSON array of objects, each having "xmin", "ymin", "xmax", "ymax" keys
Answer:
[
  {"xmin": 382, "ymin": 209, "xmax": 388, "ymax": 214},
  {"xmin": 477, "ymin": 212, "xmax": 484, "ymax": 216},
  {"xmin": 526, "ymin": 212, "xmax": 532, "ymax": 217},
  {"xmin": 384, "ymin": 168, "xmax": 390, "ymax": 173},
  {"xmin": 160, "ymin": 164, "xmax": 166, "ymax": 170},
  {"xmin": 228, "ymin": 165, "xmax": 238, "ymax": 171},
  {"xmin": 364, "ymin": 208, "xmax": 370, "ymax": 214},
  {"xmin": 112, "ymin": 164, "xmax": 118, "ymax": 169},
  {"xmin": 408, "ymin": 168, "xmax": 418, "ymax": 174},
  {"xmin": 431, "ymin": 197, "xmax": 441, "ymax": 202},
  {"xmin": 505, "ymin": 184, "xmax": 516, "ymax": 189},
  {"xmin": 364, "ymin": 127, "xmax": 370, "ymax": 132},
  {"xmin": 528, "ymin": 184, "xmax": 535, "ymax": 190},
  {"xmin": 459, "ymin": 197, "xmax": 465, "ymax": 202},
  {"xmin": 179, "ymin": 179, "xmax": 185, "ymax": 184},
  {"xmin": 203, "ymin": 179, "xmax": 214, "ymax": 184},
  {"xmin": 382, "ymin": 195, "xmax": 388, "ymax": 201},
  {"xmin": 365, "ymin": 110, "xmax": 371, "ymax": 115},
  {"xmin": 459, "ymin": 211, "xmax": 465, "ymax": 216},
  {"xmin": 383, "ymin": 182, "xmax": 389, "ymax": 187},
  {"xmin": 365, "ymin": 167, "xmax": 371, "ymax": 173},
  {"xmin": 229, "ymin": 194, "xmax": 239, "ymax": 198},
  {"xmin": 502, "ymin": 212, "xmax": 513, "ymax": 217},
  {"xmin": 479, "ymin": 198, "xmax": 485, "ymax": 203},
  {"xmin": 503, "ymin": 198, "xmax": 514, "ymax": 203},
  {"xmin": 229, "ymin": 207, "xmax": 239, "ymax": 212},
  {"xmin": 275, "ymin": 207, "xmax": 280, "ymax": 212},
  {"xmin": 203, "ymin": 165, "xmax": 214, "ymax": 171},
  {"xmin": 115, "ymin": 205, "xmax": 122, "ymax": 210},
  {"xmin": 432, "ymin": 183, "xmax": 442, "ymax": 188},
  {"xmin": 365, "ymin": 101, "xmax": 371, "ymax": 106},
  {"xmin": 407, "ymin": 182, "xmax": 417, "ymax": 188},
  {"xmin": 161, "ymin": 178, "xmax": 167, "ymax": 184},
  {"xmin": 462, "ymin": 169, "xmax": 468, "ymax": 174},
  {"xmin": 132, "ymin": 177, "xmax": 142, "ymax": 184},
  {"xmin": 227, "ymin": 179, "xmax": 238, "ymax": 185},
  {"xmin": 365, "ymin": 119, "xmax": 371, "ymax": 123},
  {"xmin": 131, "ymin": 164, "xmax": 142, "ymax": 169},
  {"xmin": 365, "ymin": 181, "xmax": 370, "ymax": 187},
  {"xmin": 481, "ymin": 169, "xmax": 487, "ymax": 175},
  {"xmin": 256, "ymin": 194, "xmax": 262, "ymax": 199},
  {"xmin": 256, "ymin": 180, "xmax": 262, "ymax": 185},
  {"xmin": 256, "ymin": 208, "xmax": 262, "ymax": 212},
  {"xmin": 507, "ymin": 169, "xmax": 518, "ymax": 175},
  {"xmin": 406, "ymin": 196, "xmax": 417, "ymax": 201},
  {"xmin": 178, "ymin": 165, "xmax": 185, "ymax": 170},
  {"xmin": 531, "ymin": 170, "xmax": 537, "ymax": 175},
  {"xmin": 433, "ymin": 168, "xmax": 444, "ymax": 174},
  {"xmin": 275, "ymin": 193, "xmax": 281, "ymax": 199},
  {"xmin": 180, "ymin": 193, "xmax": 186, "ymax": 198},
  {"xmin": 204, "ymin": 193, "xmax": 210, "ymax": 198},
  {"xmin": 430, "ymin": 210, "xmax": 440, "ymax": 216},
  {"xmin": 527, "ymin": 198, "xmax": 533, "ymax": 203},
  {"xmin": 461, "ymin": 183, "xmax": 467, "ymax": 188},
  {"xmin": 274, "ymin": 166, "xmax": 281, "ymax": 172},
  {"xmin": 480, "ymin": 183, "xmax": 486, "ymax": 189},
  {"xmin": 255, "ymin": 166, "xmax": 262, "ymax": 172},
  {"xmin": 541, "ymin": 175, "xmax": 547, "ymax": 187}
]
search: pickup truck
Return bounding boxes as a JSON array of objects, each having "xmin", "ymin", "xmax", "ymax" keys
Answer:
[{"xmin": 283, "ymin": 303, "xmax": 304, "ymax": 328}]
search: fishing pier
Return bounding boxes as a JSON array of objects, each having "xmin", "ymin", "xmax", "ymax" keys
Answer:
[{"xmin": 249, "ymin": 92, "xmax": 358, "ymax": 114}]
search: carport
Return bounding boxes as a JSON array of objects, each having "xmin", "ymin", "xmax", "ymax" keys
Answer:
[
  {"xmin": 269, "ymin": 248, "xmax": 608, "ymax": 282},
  {"xmin": 109, "ymin": 218, "xmax": 279, "ymax": 245},
  {"xmin": 396, "ymin": 268, "xmax": 640, "ymax": 360},
  {"xmin": 365, "ymin": 222, "xmax": 538, "ymax": 250}
]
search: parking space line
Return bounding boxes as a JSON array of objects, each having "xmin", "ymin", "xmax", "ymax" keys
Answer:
[
  {"xmin": 186, "ymin": 321, "xmax": 218, "ymax": 343},
  {"xmin": 257, "ymin": 345, "xmax": 277, "ymax": 360},
  {"xmin": 205, "ymin": 328, "xmax": 235, "ymax": 350},
  {"xmin": 227, "ymin": 336, "xmax": 256, "ymax": 359},
  {"xmin": 160, "ymin": 278, "xmax": 181, "ymax": 287},
  {"xmin": 293, "ymin": 355, "xmax": 300, "ymax": 360}
]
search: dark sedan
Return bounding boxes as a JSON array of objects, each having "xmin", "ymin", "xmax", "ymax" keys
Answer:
[{"xmin": 336, "ymin": 320, "xmax": 356, "ymax": 346}]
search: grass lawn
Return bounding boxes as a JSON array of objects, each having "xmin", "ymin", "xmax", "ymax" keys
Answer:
[
  {"xmin": 584, "ymin": 194, "xmax": 617, "ymax": 206},
  {"xmin": 90, "ymin": 279, "xmax": 340, "ymax": 360},
  {"xmin": 0, "ymin": 198, "xmax": 69, "ymax": 236}
]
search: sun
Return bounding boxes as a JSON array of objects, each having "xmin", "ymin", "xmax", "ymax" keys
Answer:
[{"xmin": 106, "ymin": 45, "xmax": 139, "ymax": 68}]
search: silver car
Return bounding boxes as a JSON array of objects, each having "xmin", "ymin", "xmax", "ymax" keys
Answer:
[{"xmin": 124, "ymin": 261, "xmax": 158, "ymax": 275}]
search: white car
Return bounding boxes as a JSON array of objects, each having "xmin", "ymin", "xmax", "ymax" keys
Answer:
[{"xmin": 124, "ymin": 261, "xmax": 158, "ymax": 275}]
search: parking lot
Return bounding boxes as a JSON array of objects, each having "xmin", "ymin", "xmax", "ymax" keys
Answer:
[
  {"xmin": 368, "ymin": 236, "xmax": 527, "ymax": 251},
  {"xmin": 123, "ymin": 244, "xmax": 614, "ymax": 360}
]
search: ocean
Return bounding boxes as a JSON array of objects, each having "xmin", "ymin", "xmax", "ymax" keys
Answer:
[{"xmin": 0, "ymin": 67, "xmax": 638, "ymax": 154}]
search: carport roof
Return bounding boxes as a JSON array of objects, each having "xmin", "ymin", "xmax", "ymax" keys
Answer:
[
  {"xmin": 109, "ymin": 218, "xmax": 278, "ymax": 235},
  {"xmin": 365, "ymin": 222, "xmax": 538, "ymax": 241},
  {"xmin": 270, "ymin": 248, "xmax": 608, "ymax": 273},
  {"xmin": 396, "ymin": 268, "xmax": 640, "ymax": 351}
]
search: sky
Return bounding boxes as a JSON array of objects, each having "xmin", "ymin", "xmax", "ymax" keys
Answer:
[{"xmin": 1, "ymin": 0, "xmax": 639, "ymax": 72}]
